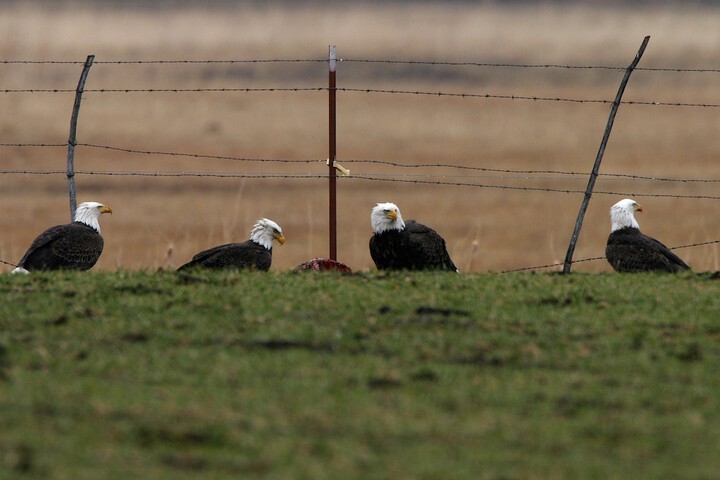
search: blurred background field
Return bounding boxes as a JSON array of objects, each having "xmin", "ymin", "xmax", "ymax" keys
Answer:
[{"xmin": 1, "ymin": 0, "xmax": 719, "ymax": 273}]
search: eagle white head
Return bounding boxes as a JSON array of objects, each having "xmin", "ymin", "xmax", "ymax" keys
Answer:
[
  {"xmin": 250, "ymin": 218, "xmax": 285, "ymax": 250},
  {"xmin": 74, "ymin": 201, "xmax": 112, "ymax": 234},
  {"xmin": 371, "ymin": 202, "xmax": 406, "ymax": 234},
  {"xmin": 610, "ymin": 198, "xmax": 641, "ymax": 232}
]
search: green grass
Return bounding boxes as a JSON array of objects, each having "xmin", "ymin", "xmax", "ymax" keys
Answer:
[{"xmin": 2, "ymin": 270, "xmax": 720, "ymax": 479}]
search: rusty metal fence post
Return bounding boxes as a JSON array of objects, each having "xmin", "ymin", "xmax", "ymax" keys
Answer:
[{"xmin": 328, "ymin": 46, "xmax": 337, "ymax": 260}]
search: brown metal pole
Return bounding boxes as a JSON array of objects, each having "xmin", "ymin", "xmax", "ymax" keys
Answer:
[{"xmin": 328, "ymin": 46, "xmax": 337, "ymax": 260}]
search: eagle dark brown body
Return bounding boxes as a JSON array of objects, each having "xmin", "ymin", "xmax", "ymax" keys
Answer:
[
  {"xmin": 178, "ymin": 240, "xmax": 273, "ymax": 271},
  {"xmin": 606, "ymin": 227, "xmax": 689, "ymax": 273},
  {"xmin": 17, "ymin": 222, "xmax": 104, "ymax": 271},
  {"xmin": 370, "ymin": 220, "xmax": 457, "ymax": 271}
]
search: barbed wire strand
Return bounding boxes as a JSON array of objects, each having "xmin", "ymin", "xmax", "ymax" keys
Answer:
[
  {"xmin": 0, "ymin": 143, "xmax": 66, "ymax": 148},
  {"xmin": 4, "ymin": 58, "xmax": 720, "ymax": 73},
  {"xmin": 1, "ymin": 259, "xmax": 18, "ymax": 268},
  {"xmin": 2, "ymin": 169, "xmax": 720, "ymax": 201},
  {"xmin": 0, "ymin": 169, "xmax": 326, "ymax": 179},
  {"xmin": 77, "ymin": 143, "xmax": 321, "ymax": 164},
  {"xmin": 1, "ymin": 86, "xmax": 718, "ymax": 108},
  {"xmin": 341, "ymin": 159, "xmax": 720, "ymax": 183},
  {"xmin": 350, "ymin": 175, "xmax": 720, "ymax": 200},
  {"xmin": 340, "ymin": 59, "xmax": 720, "ymax": 74},
  {"xmin": 336, "ymin": 88, "xmax": 720, "ymax": 108},
  {"xmin": 3, "ymin": 142, "xmax": 719, "ymax": 185},
  {"xmin": 0, "ymin": 59, "xmax": 327, "ymax": 65},
  {"xmin": 0, "ymin": 87, "xmax": 326, "ymax": 94}
]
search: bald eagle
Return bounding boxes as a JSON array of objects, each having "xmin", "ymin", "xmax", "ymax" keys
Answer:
[
  {"xmin": 11, "ymin": 201, "xmax": 112, "ymax": 274},
  {"xmin": 369, "ymin": 202, "xmax": 457, "ymax": 271},
  {"xmin": 178, "ymin": 218, "xmax": 285, "ymax": 271},
  {"xmin": 605, "ymin": 199, "xmax": 689, "ymax": 273}
]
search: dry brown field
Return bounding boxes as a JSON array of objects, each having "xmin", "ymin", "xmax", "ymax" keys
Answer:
[{"xmin": 1, "ymin": 2, "xmax": 719, "ymax": 273}]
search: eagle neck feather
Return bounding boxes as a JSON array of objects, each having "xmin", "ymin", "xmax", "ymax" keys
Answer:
[{"xmin": 73, "ymin": 210, "xmax": 101, "ymax": 234}]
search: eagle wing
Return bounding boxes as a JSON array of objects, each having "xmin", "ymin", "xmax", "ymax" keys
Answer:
[
  {"xmin": 642, "ymin": 234, "xmax": 690, "ymax": 270},
  {"xmin": 402, "ymin": 221, "xmax": 457, "ymax": 271}
]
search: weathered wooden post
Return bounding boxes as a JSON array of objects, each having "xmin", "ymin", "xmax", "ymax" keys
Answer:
[
  {"xmin": 562, "ymin": 36, "xmax": 650, "ymax": 273},
  {"xmin": 66, "ymin": 54, "xmax": 95, "ymax": 221}
]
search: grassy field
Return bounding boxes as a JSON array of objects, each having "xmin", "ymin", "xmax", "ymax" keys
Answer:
[
  {"xmin": 1, "ymin": 2, "xmax": 720, "ymax": 273},
  {"xmin": 2, "ymin": 270, "xmax": 720, "ymax": 479}
]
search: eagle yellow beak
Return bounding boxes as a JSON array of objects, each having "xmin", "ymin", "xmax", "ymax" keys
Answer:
[
  {"xmin": 635, "ymin": 203, "xmax": 642, "ymax": 213},
  {"xmin": 275, "ymin": 233, "xmax": 286, "ymax": 245},
  {"xmin": 101, "ymin": 205, "xmax": 113, "ymax": 215},
  {"xmin": 387, "ymin": 209, "xmax": 398, "ymax": 221}
]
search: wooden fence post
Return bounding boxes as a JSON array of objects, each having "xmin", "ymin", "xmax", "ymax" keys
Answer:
[
  {"xmin": 66, "ymin": 54, "xmax": 95, "ymax": 221},
  {"xmin": 562, "ymin": 36, "xmax": 650, "ymax": 273}
]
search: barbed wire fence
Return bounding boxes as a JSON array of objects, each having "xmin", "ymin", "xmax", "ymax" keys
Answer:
[{"xmin": 1, "ymin": 40, "xmax": 719, "ymax": 273}]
